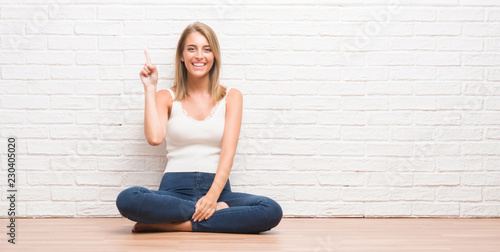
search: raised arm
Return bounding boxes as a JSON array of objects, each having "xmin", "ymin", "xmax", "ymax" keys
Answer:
[{"xmin": 140, "ymin": 50, "xmax": 170, "ymax": 146}]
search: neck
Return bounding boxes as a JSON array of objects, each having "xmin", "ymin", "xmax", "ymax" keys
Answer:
[{"xmin": 186, "ymin": 74, "xmax": 210, "ymax": 96}]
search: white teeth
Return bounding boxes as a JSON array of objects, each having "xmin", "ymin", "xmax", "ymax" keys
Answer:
[{"xmin": 193, "ymin": 63, "xmax": 205, "ymax": 66}]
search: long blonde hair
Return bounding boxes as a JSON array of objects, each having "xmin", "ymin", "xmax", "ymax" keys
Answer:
[{"xmin": 173, "ymin": 22, "xmax": 226, "ymax": 105}]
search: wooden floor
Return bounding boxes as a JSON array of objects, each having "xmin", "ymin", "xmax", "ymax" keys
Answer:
[{"xmin": 1, "ymin": 217, "xmax": 499, "ymax": 251}]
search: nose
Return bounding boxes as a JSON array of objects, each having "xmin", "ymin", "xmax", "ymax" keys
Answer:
[{"xmin": 195, "ymin": 49, "xmax": 203, "ymax": 59}]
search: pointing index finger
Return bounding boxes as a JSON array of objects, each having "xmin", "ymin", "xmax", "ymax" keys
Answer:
[{"xmin": 144, "ymin": 50, "xmax": 152, "ymax": 65}]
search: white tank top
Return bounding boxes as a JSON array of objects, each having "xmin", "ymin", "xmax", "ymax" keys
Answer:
[{"xmin": 163, "ymin": 86, "xmax": 231, "ymax": 174}]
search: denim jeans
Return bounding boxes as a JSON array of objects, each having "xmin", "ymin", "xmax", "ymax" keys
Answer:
[{"xmin": 116, "ymin": 172, "xmax": 283, "ymax": 234}]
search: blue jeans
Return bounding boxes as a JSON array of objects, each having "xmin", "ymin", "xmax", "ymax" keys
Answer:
[{"xmin": 115, "ymin": 172, "xmax": 283, "ymax": 234}]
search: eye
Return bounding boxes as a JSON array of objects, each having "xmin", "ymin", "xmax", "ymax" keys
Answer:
[
  {"xmin": 187, "ymin": 47, "xmax": 195, "ymax": 51},
  {"xmin": 205, "ymin": 48, "xmax": 212, "ymax": 52}
]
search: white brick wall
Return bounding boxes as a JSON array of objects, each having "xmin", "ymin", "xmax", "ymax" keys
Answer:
[{"xmin": 1, "ymin": 0, "xmax": 499, "ymax": 218}]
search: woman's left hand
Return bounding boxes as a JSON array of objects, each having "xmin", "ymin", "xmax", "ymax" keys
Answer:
[{"xmin": 192, "ymin": 194, "xmax": 218, "ymax": 222}]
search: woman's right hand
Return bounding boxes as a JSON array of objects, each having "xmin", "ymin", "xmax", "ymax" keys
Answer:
[{"xmin": 140, "ymin": 50, "xmax": 158, "ymax": 89}]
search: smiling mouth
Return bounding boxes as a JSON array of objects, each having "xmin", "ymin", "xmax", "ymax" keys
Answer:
[{"xmin": 192, "ymin": 63, "xmax": 206, "ymax": 67}]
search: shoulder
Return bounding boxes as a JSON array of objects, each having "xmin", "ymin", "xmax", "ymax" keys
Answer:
[
  {"xmin": 156, "ymin": 88, "xmax": 174, "ymax": 109},
  {"xmin": 226, "ymin": 87, "xmax": 242, "ymax": 104},
  {"xmin": 225, "ymin": 87, "xmax": 242, "ymax": 116},
  {"xmin": 156, "ymin": 89, "xmax": 173, "ymax": 101}
]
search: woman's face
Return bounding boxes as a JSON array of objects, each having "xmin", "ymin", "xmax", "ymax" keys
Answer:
[{"xmin": 181, "ymin": 32, "xmax": 214, "ymax": 79}]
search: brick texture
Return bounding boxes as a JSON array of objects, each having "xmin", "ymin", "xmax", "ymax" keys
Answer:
[{"xmin": 1, "ymin": 1, "xmax": 499, "ymax": 218}]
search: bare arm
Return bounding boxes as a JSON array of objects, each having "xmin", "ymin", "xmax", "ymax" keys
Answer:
[
  {"xmin": 192, "ymin": 88, "xmax": 243, "ymax": 222},
  {"xmin": 209, "ymin": 88, "xmax": 243, "ymax": 197},
  {"xmin": 144, "ymin": 88, "xmax": 170, "ymax": 145},
  {"xmin": 140, "ymin": 50, "xmax": 170, "ymax": 145}
]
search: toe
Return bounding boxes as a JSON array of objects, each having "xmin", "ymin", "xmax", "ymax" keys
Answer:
[{"xmin": 132, "ymin": 223, "xmax": 139, "ymax": 232}]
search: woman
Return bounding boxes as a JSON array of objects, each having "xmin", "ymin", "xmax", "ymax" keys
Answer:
[{"xmin": 115, "ymin": 22, "xmax": 283, "ymax": 234}]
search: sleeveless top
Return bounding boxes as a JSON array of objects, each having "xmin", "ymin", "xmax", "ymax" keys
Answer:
[{"xmin": 163, "ymin": 86, "xmax": 231, "ymax": 174}]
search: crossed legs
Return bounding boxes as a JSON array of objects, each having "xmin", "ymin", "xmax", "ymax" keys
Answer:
[
  {"xmin": 116, "ymin": 186, "xmax": 282, "ymax": 234},
  {"xmin": 131, "ymin": 202, "xmax": 229, "ymax": 232}
]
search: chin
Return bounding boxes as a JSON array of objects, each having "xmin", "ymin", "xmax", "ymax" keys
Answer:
[
  {"xmin": 189, "ymin": 68, "xmax": 210, "ymax": 76},
  {"xmin": 189, "ymin": 72, "xmax": 209, "ymax": 78}
]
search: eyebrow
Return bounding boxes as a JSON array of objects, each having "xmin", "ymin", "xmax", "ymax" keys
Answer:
[{"xmin": 186, "ymin": 44, "xmax": 211, "ymax": 47}]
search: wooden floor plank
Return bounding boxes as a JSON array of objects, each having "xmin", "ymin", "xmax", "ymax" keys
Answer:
[{"xmin": 1, "ymin": 217, "xmax": 499, "ymax": 251}]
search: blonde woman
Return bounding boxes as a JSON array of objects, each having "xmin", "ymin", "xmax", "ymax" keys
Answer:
[{"xmin": 116, "ymin": 22, "xmax": 283, "ymax": 233}]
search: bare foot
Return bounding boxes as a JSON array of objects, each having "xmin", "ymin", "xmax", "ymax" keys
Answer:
[
  {"xmin": 216, "ymin": 201, "xmax": 229, "ymax": 211},
  {"xmin": 132, "ymin": 220, "xmax": 192, "ymax": 233}
]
